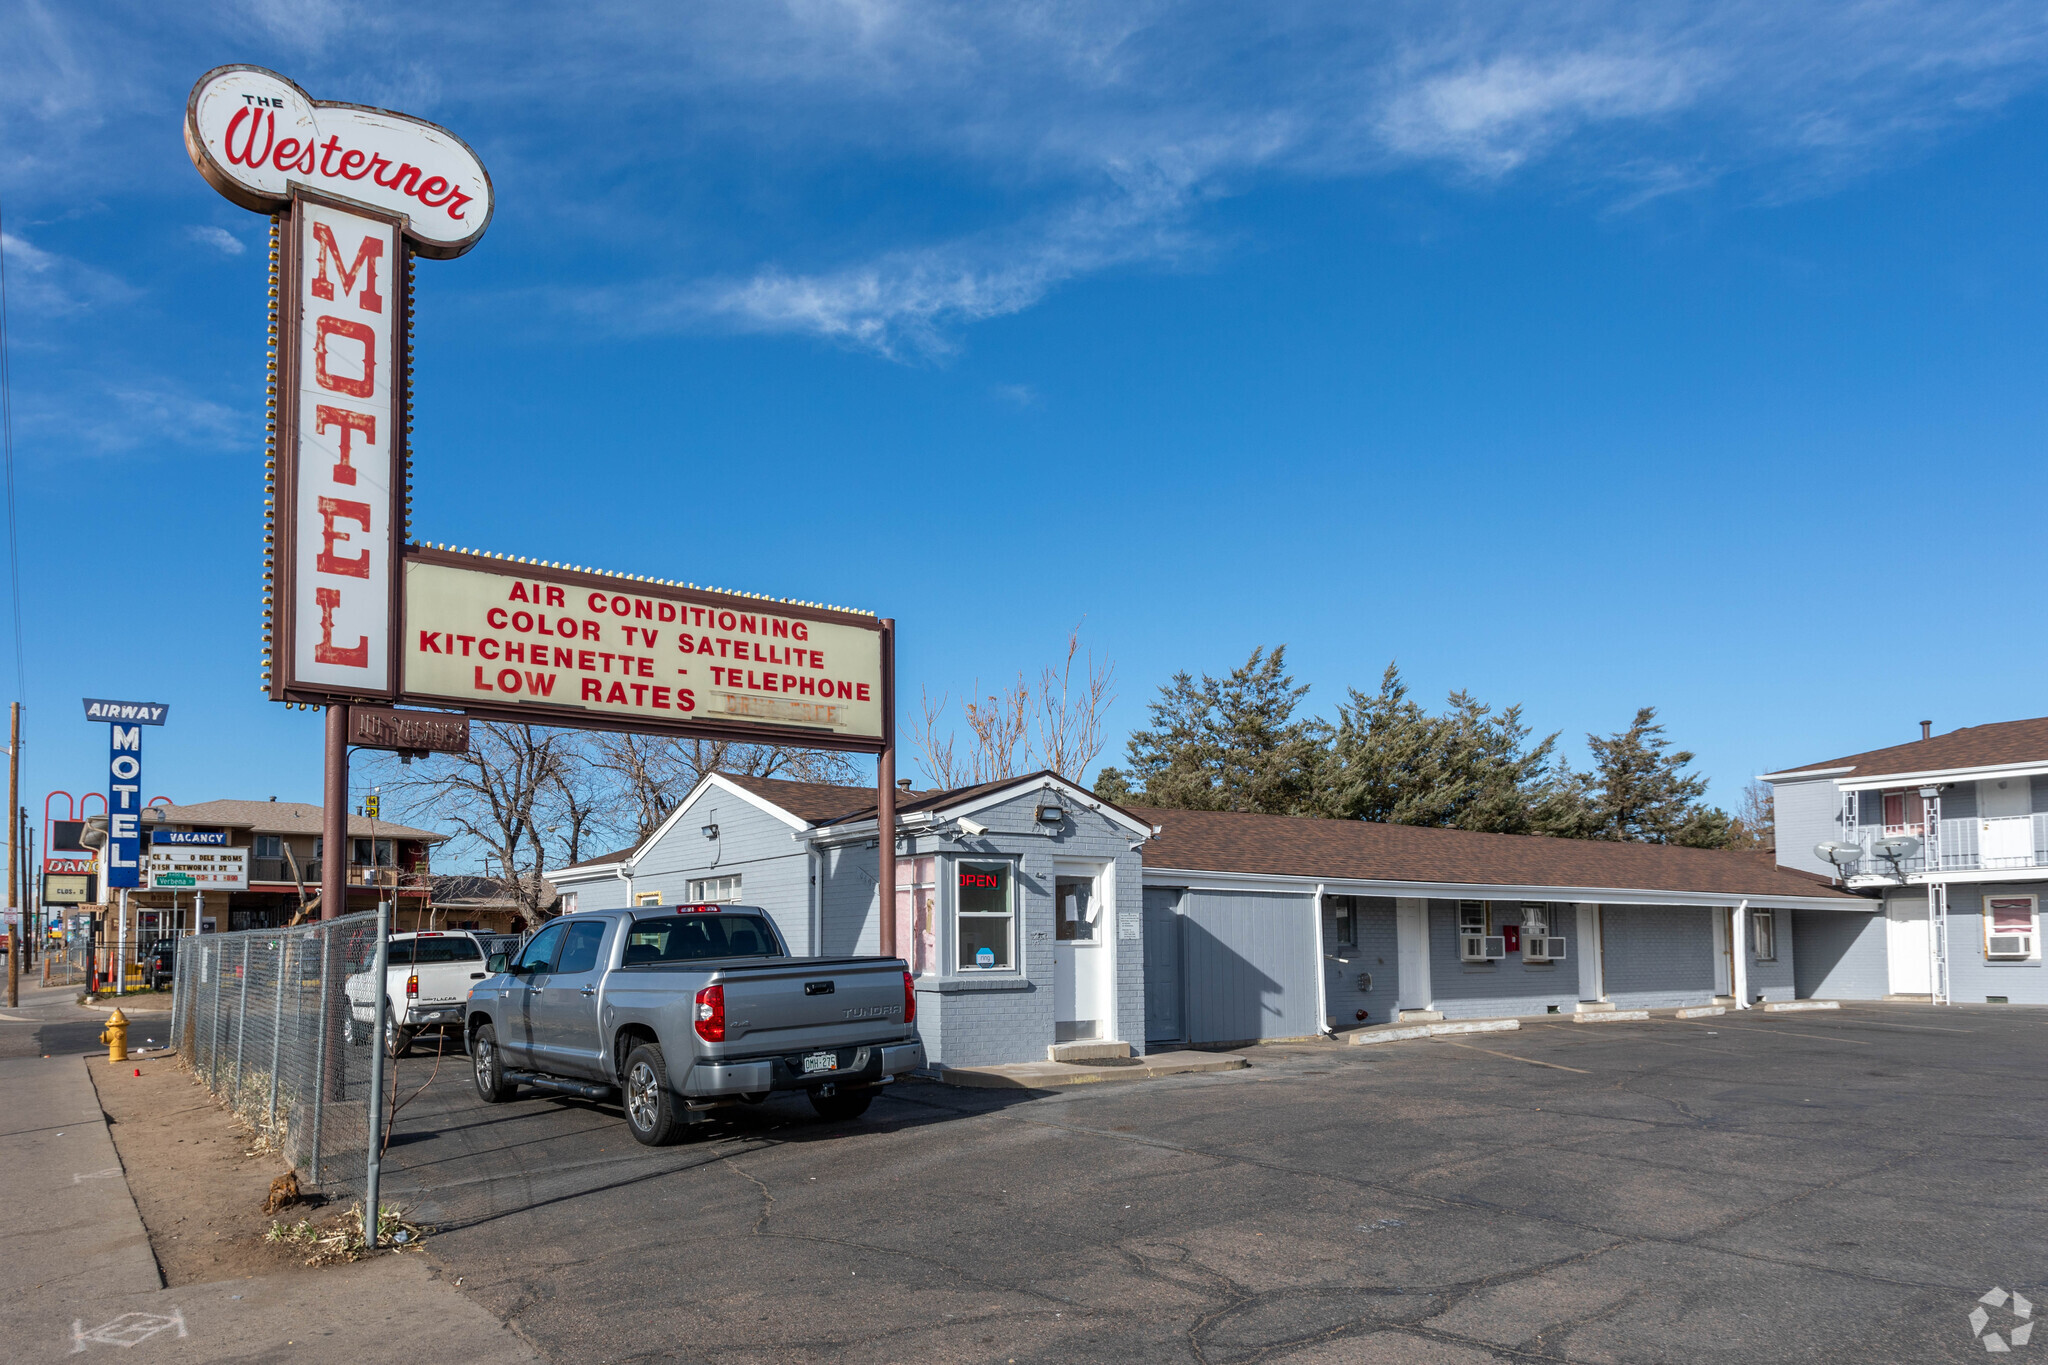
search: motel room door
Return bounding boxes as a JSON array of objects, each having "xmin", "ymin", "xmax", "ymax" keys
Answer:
[
  {"xmin": 1053, "ymin": 871, "xmax": 1112, "ymax": 1042},
  {"xmin": 1886, "ymin": 895, "xmax": 1932, "ymax": 996},
  {"xmin": 1713, "ymin": 909, "xmax": 1733, "ymax": 997}
]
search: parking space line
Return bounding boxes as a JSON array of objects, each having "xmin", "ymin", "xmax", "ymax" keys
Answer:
[
  {"xmin": 1438, "ymin": 1040, "xmax": 1589, "ymax": 1073},
  {"xmin": 1719, "ymin": 1024, "xmax": 1871, "ymax": 1046}
]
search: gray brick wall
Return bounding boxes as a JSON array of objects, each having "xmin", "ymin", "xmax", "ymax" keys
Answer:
[
  {"xmin": 1427, "ymin": 901, "xmax": 1580, "ymax": 1019},
  {"xmin": 1745, "ymin": 908, "xmax": 1795, "ymax": 1003},
  {"xmin": 1790, "ymin": 909, "xmax": 1887, "ymax": 999},
  {"xmin": 1601, "ymin": 905, "xmax": 1716, "ymax": 1009},
  {"xmin": 1943, "ymin": 882, "xmax": 2048, "ymax": 1005},
  {"xmin": 1322, "ymin": 897, "xmax": 1401, "ymax": 1027}
]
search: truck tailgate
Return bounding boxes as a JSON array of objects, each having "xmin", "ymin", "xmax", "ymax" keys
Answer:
[{"xmin": 716, "ymin": 961, "xmax": 908, "ymax": 1053}]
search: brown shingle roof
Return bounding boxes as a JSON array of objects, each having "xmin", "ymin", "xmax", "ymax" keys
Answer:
[
  {"xmin": 1136, "ymin": 806, "xmax": 1858, "ymax": 900},
  {"xmin": 152, "ymin": 799, "xmax": 446, "ymax": 843},
  {"xmin": 1767, "ymin": 717, "xmax": 2048, "ymax": 780},
  {"xmin": 720, "ymin": 773, "xmax": 897, "ymax": 823},
  {"xmin": 556, "ymin": 843, "xmax": 641, "ymax": 872}
]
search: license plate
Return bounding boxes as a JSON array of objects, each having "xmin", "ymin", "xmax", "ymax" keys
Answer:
[{"xmin": 803, "ymin": 1051, "xmax": 838, "ymax": 1074}]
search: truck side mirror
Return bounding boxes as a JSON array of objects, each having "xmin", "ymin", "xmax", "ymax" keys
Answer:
[{"xmin": 487, "ymin": 952, "xmax": 509, "ymax": 974}]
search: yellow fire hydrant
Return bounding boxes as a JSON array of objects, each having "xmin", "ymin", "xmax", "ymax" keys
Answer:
[{"xmin": 101, "ymin": 1008, "xmax": 129, "ymax": 1063}]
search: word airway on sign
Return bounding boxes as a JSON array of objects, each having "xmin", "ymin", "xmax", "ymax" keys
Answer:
[{"xmin": 82, "ymin": 699, "xmax": 169, "ymax": 725}]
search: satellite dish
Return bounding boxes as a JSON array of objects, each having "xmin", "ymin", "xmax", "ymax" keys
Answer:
[
  {"xmin": 1814, "ymin": 841, "xmax": 1863, "ymax": 867},
  {"xmin": 1872, "ymin": 836, "xmax": 1921, "ymax": 861}
]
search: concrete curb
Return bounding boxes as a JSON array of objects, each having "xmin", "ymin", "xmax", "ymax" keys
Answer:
[
  {"xmin": 1343, "ymin": 1018, "xmax": 1519, "ymax": 1046},
  {"xmin": 933, "ymin": 1050, "xmax": 1249, "ymax": 1089},
  {"xmin": 1674, "ymin": 1005, "xmax": 1727, "ymax": 1019},
  {"xmin": 1570, "ymin": 1010, "xmax": 1651, "ymax": 1024},
  {"xmin": 1763, "ymin": 1000, "xmax": 1839, "ymax": 1012}
]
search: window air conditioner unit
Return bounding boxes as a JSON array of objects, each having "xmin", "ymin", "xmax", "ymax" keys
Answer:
[
  {"xmin": 1461, "ymin": 934, "xmax": 1505, "ymax": 962},
  {"xmin": 1986, "ymin": 933, "xmax": 2034, "ymax": 959},
  {"xmin": 1525, "ymin": 936, "xmax": 1567, "ymax": 961}
]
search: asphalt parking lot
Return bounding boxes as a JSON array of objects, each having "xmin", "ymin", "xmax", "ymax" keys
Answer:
[{"xmin": 378, "ymin": 1004, "xmax": 2047, "ymax": 1364}]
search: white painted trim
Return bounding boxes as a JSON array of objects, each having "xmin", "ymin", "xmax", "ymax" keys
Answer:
[
  {"xmin": 1140, "ymin": 865, "xmax": 1861, "ymax": 911},
  {"xmin": 1758, "ymin": 766, "xmax": 1856, "ymax": 781},
  {"xmin": 1837, "ymin": 760, "xmax": 2048, "ymax": 791},
  {"xmin": 1732, "ymin": 900, "xmax": 1750, "ymax": 1009},
  {"xmin": 1310, "ymin": 883, "xmax": 1329, "ymax": 1035},
  {"xmin": 808, "ymin": 774, "xmax": 1154, "ymax": 842}
]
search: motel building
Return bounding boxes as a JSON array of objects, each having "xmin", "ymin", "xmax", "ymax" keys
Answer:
[
  {"xmin": 548, "ymin": 771, "xmax": 1868, "ymax": 1068},
  {"xmin": 115, "ymin": 800, "xmax": 449, "ymax": 941},
  {"xmin": 1765, "ymin": 717, "xmax": 2048, "ymax": 1006}
]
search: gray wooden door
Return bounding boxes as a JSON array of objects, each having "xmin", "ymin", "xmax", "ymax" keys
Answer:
[
  {"xmin": 1142, "ymin": 888, "xmax": 1183, "ymax": 1043},
  {"xmin": 1180, "ymin": 890, "xmax": 1319, "ymax": 1044}
]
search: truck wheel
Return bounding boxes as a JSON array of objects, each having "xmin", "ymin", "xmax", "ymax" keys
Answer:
[
  {"xmin": 471, "ymin": 1023, "xmax": 518, "ymax": 1103},
  {"xmin": 622, "ymin": 1043, "xmax": 685, "ymax": 1147},
  {"xmin": 808, "ymin": 1087, "xmax": 875, "ymax": 1122},
  {"xmin": 384, "ymin": 1005, "xmax": 414, "ymax": 1059}
]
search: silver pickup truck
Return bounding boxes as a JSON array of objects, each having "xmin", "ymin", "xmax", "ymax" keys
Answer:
[{"xmin": 462, "ymin": 904, "xmax": 923, "ymax": 1145}]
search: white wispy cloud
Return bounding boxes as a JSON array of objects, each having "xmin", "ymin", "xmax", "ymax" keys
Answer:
[
  {"xmin": 5, "ymin": 2, "xmax": 2047, "ymax": 357},
  {"xmin": 185, "ymin": 225, "xmax": 245, "ymax": 256}
]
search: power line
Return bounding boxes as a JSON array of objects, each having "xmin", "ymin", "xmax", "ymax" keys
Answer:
[{"xmin": 0, "ymin": 196, "xmax": 23, "ymax": 700}]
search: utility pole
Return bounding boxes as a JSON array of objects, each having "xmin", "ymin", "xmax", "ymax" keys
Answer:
[{"xmin": 6, "ymin": 703, "xmax": 17, "ymax": 971}]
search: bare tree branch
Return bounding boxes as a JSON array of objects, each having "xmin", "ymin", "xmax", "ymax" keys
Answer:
[{"xmin": 1035, "ymin": 624, "xmax": 1117, "ymax": 782}]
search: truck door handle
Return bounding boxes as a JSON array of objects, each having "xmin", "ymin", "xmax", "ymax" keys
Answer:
[{"xmin": 579, "ymin": 984, "xmax": 597, "ymax": 997}]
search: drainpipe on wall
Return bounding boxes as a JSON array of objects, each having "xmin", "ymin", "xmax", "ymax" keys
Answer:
[
  {"xmin": 614, "ymin": 861, "xmax": 633, "ymax": 909},
  {"xmin": 1311, "ymin": 883, "xmax": 1331, "ymax": 1035},
  {"xmin": 1732, "ymin": 899, "xmax": 1750, "ymax": 1008}
]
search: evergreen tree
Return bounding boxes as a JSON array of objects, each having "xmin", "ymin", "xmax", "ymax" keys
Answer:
[
  {"xmin": 1317, "ymin": 664, "xmax": 1568, "ymax": 834},
  {"xmin": 1553, "ymin": 707, "xmax": 1732, "ymax": 846},
  {"xmin": 1102, "ymin": 646, "xmax": 1327, "ymax": 813}
]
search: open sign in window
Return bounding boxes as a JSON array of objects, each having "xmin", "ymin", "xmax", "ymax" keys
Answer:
[{"xmin": 956, "ymin": 862, "xmax": 1014, "ymax": 970}]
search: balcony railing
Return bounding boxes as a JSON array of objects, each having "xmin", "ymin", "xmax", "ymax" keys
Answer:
[
  {"xmin": 1839, "ymin": 814, "xmax": 2048, "ymax": 878},
  {"xmin": 270, "ymin": 861, "xmax": 431, "ymax": 890}
]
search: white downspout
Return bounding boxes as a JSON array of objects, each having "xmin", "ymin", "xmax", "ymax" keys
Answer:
[
  {"xmin": 614, "ymin": 862, "xmax": 633, "ymax": 910},
  {"xmin": 1732, "ymin": 899, "xmax": 1750, "ymax": 1008},
  {"xmin": 1311, "ymin": 883, "xmax": 1331, "ymax": 1035}
]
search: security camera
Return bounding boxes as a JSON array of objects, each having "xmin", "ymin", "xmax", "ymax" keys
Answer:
[{"xmin": 957, "ymin": 818, "xmax": 988, "ymax": 838}]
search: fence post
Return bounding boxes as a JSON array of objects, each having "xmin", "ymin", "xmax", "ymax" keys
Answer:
[
  {"xmin": 364, "ymin": 901, "xmax": 391, "ymax": 1248},
  {"xmin": 231, "ymin": 936, "xmax": 252, "ymax": 1105},
  {"xmin": 207, "ymin": 941, "xmax": 224, "ymax": 1091},
  {"xmin": 267, "ymin": 935, "xmax": 289, "ymax": 1141},
  {"xmin": 309, "ymin": 927, "xmax": 329, "ymax": 1187}
]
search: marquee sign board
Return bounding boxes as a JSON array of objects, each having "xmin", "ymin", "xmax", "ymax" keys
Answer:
[
  {"xmin": 400, "ymin": 548, "xmax": 889, "ymax": 749},
  {"xmin": 148, "ymin": 846, "xmax": 250, "ymax": 892}
]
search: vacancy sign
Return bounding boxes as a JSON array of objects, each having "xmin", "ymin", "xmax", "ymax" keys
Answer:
[{"xmin": 401, "ymin": 550, "xmax": 887, "ymax": 745}]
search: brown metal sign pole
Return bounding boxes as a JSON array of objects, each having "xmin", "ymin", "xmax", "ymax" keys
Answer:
[
  {"xmin": 876, "ymin": 619, "xmax": 896, "ymax": 961},
  {"xmin": 322, "ymin": 704, "xmax": 349, "ymax": 922}
]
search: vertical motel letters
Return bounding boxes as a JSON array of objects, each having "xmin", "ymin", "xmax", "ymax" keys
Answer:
[{"xmin": 293, "ymin": 201, "xmax": 398, "ymax": 692}]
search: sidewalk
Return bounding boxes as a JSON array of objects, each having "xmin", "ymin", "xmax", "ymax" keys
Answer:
[{"xmin": 0, "ymin": 1019, "xmax": 540, "ymax": 1361}]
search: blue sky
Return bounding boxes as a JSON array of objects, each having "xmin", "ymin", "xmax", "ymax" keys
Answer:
[{"xmin": 3, "ymin": 2, "xmax": 2047, "ymax": 857}]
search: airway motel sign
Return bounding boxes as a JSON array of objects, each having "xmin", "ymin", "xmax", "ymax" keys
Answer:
[{"xmin": 185, "ymin": 67, "xmax": 901, "ymax": 941}]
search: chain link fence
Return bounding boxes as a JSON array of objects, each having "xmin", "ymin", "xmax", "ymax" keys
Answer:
[{"xmin": 171, "ymin": 911, "xmax": 387, "ymax": 1211}]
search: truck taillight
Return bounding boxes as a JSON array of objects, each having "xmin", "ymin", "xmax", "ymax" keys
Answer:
[
  {"xmin": 694, "ymin": 984, "xmax": 725, "ymax": 1042},
  {"xmin": 406, "ymin": 974, "xmax": 418, "ymax": 998},
  {"xmin": 902, "ymin": 970, "xmax": 916, "ymax": 1025}
]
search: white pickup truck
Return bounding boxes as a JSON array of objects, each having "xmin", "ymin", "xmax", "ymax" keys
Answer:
[{"xmin": 346, "ymin": 930, "xmax": 496, "ymax": 1056}]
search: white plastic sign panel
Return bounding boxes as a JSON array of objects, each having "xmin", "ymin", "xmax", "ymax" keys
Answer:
[
  {"xmin": 148, "ymin": 847, "xmax": 251, "ymax": 892},
  {"xmin": 185, "ymin": 65, "xmax": 492, "ymax": 258},
  {"xmin": 288, "ymin": 199, "xmax": 402, "ymax": 696}
]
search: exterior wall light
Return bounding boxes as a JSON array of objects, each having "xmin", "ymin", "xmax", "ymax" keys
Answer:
[
  {"xmin": 701, "ymin": 823, "xmax": 719, "ymax": 840},
  {"xmin": 1034, "ymin": 804, "xmax": 1065, "ymax": 824}
]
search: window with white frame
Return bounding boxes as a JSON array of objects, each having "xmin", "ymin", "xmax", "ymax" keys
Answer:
[
  {"xmin": 1751, "ymin": 910, "xmax": 1777, "ymax": 961},
  {"xmin": 956, "ymin": 861, "xmax": 1014, "ymax": 970},
  {"xmin": 633, "ymin": 891, "xmax": 664, "ymax": 907},
  {"xmin": 559, "ymin": 891, "xmax": 578, "ymax": 915},
  {"xmin": 1984, "ymin": 895, "xmax": 2040, "ymax": 960},
  {"xmin": 1520, "ymin": 903, "xmax": 1554, "ymax": 961},
  {"xmin": 686, "ymin": 874, "xmax": 742, "ymax": 904},
  {"xmin": 254, "ymin": 834, "xmax": 282, "ymax": 859},
  {"xmin": 1324, "ymin": 896, "xmax": 1356, "ymax": 950},
  {"xmin": 1459, "ymin": 901, "xmax": 1489, "ymax": 937}
]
